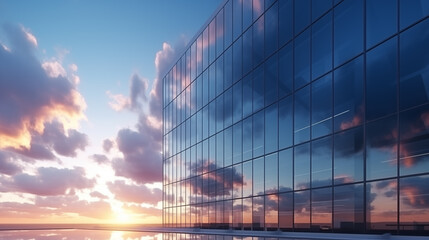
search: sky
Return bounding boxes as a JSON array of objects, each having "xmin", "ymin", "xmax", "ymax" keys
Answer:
[{"xmin": 0, "ymin": 0, "xmax": 222, "ymax": 224}]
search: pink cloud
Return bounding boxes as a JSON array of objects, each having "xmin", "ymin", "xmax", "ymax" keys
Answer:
[
  {"xmin": 91, "ymin": 154, "xmax": 109, "ymax": 165},
  {"xmin": 102, "ymin": 139, "xmax": 114, "ymax": 153},
  {"xmin": 107, "ymin": 180, "xmax": 161, "ymax": 205},
  {"xmin": 1, "ymin": 167, "xmax": 94, "ymax": 196},
  {"xmin": 90, "ymin": 191, "xmax": 108, "ymax": 199},
  {"xmin": 0, "ymin": 151, "xmax": 21, "ymax": 175}
]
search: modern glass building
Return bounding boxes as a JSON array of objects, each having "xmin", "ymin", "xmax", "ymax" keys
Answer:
[{"xmin": 162, "ymin": 0, "xmax": 429, "ymax": 235}]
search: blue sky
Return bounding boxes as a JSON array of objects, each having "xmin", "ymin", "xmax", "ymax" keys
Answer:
[{"xmin": 0, "ymin": 0, "xmax": 222, "ymax": 223}]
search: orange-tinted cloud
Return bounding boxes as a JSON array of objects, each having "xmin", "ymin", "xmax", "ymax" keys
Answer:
[{"xmin": 107, "ymin": 180, "xmax": 161, "ymax": 205}]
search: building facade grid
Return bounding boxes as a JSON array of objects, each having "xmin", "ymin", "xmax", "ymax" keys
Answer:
[{"xmin": 162, "ymin": 0, "xmax": 429, "ymax": 235}]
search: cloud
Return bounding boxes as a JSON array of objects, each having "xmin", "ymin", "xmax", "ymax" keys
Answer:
[
  {"xmin": 1, "ymin": 167, "xmax": 94, "ymax": 196},
  {"xmin": 107, "ymin": 180, "xmax": 161, "ymax": 205},
  {"xmin": 90, "ymin": 191, "xmax": 108, "ymax": 199},
  {"xmin": 91, "ymin": 154, "xmax": 109, "ymax": 164},
  {"xmin": 41, "ymin": 121, "xmax": 88, "ymax": 157},
  {"xmin": 0, "ymin": 151, "xmax": 21, "ymax": 175},
  {"xmin": 0, "ymin": 24, "xmax": 86, "ymax": 150},
  {"xmin": 102, "ymin": 139, "xmax": 114, "ymax": 153}
]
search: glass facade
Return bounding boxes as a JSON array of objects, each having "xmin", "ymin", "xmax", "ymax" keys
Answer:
[{"xmin": 163, "ymin": 0, "xmax": 429, "ymax": 235}]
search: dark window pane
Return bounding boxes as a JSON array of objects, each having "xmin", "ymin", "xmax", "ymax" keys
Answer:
[
  {"xmin": 334, "ymin": 127, "xmax": 364, "ymax": 184},
  {"xmin": 265, "ymin": 194, "xmax": 279, "ymax": 230},
  {"xmin": 224, "ymin": 88, "xmax": 233, "ymax": 127},
  {"xmin": 243, "ymin": 0, "xmax": 253, "ymax": 30},
  {"xmin": 279, "ymin": 148, "xmax": 293, "ymax": 192},
  {"xmin": 265, "ymin": 153, "xmax": 278, "ymax": 194},
  {"xmin": 216, "ymin": 131, "xmax": 224, "ymax": 168},
  {"xmin": 233, "ymin": 36, "xmax": 243, "ymax": 83},
  {"xmin": 253, "ymin": 65, "xmax": 264, "ymax": 112},
  {"xmin": 233, "ymin": 80, "xmax": 242, "ymax": 123},
  {"xmin": 333, "ymin": 184, "xmax": 364, "ymax": 233},
  {"xmin": 400, "ymin": 18, "xmax": 429, "ymax": 110},
  {"xmin": 279, "ymin": 96, "xmax": 293, "ymax": 149},
  {"xmin": 265, "ymin": 104, "xmax": 278, "ymax": 154},
  {"xmin": 216, "ymin": 10, "xmax": 224, "ymax": 57},
  {"xmin": 243, "ymin": 160, "xmax": 253, "ymax": 197},
  {"xmin": 294, "ymin": 190, "xmax": 310, "ymax": 230},
  {"xmin": 253, "ymin": 16, "xmax": 264, "ymax": 67},
  {"xmin": 312, "ymin": 12, "xmax": 333, "ymax": 79},
  {"xmin": 312, "ymin": 187, "xmax": 332, "ymax": 231},
  {"xmin": 224, "ymin": 47, "xmax": 233, "ymax": 89},
  {"xmin": 279, "ymin": 0, "xmax": 293, "ymax": 46},
  {"xmin": 216, "ymin": 56, "xmax": 224, "ymax": 97},
  {"xmin": 312, "ymin": 0, "xmax": 332, "ymax": 21},
  {"xmin": 224, "ymin": 126, "xmax": 233, "ymax": 167},
  {"xmin": 278, "ymin": 43, "xmax": 293, "ymax": 98},
  {"xmin": 294, "ymin": 143, "xmax": 310, "ymax": 190},
  {"xmin": 253, "ymin": 157, "xmax": 264, "ymax": 196},
  {"xmin": 312, "ymin": 74, "xmax": 333, "ymax": 139},
  {"xmin": 210, "ymin": 64, "xmax": 216, "ymax": 101},
  {"xmin": 400, "ymin": 0, "xmax": 429, "ymax": 30},
  {"xmin": 233, "ymin": 0, "xmax": 243, "ymax": 41},
  {"xmin": 242, "ymin": 74, "xmax": 253, "ymax": 118},
  {"xmin": 399, "ymin": 104, "xmax": 429, "ymax": 176},
  {"xmin": 265, "ymin": 2, "xmax": 278, "ymax": 57},
  {"xmin": 233, "ymin": 121, "xmax": 242, "ymax": 164},
  {"xmin": 366, "ymin": 0, "xmax": 397, "ymax": 48},
  {"xmin": 400, "ymin": 175, "xmax": 429, "ymax": 234},
  {"xmin": 209, "ymin": 101, "xmax": 216, "ymax": 136},
  {"xmin": 334, "ymin": 56, "xmax": 364, "ymax": 132},
  {"xmin": 253, "ymin": 196, "xmax": 265, "ymax": 230},
  {"xmin": 253, "ymin": 0, "xmax": 264, "ymax": 21},
  {"xmin": 366, "ymin": 180, "xmax": 397, "ymax": 232},
  {"xmin": 294, "ymin": 86, "xmax": 311, "ymax": 144},
  {"xmin": 243, "ymin": 116, "xmax": 253, "ymax": 161},
  {"xmin": 243, "ymin": 28, "xmax": 253, "ymax": 75},
  {"xmin": 279, "ymin": 192, "xmax": 293, "ymax": 230},
  {"xmin": 253, "ymin": 110, "xmax": 265, "ymax": 157},
  {"xmin": 334, "ymin": 0, "xmax": 364, "ymax": 67},
  {"xmin": 312, "ymin": 136, "xmax": 333, "ymax": 188},
  {"xmin": 224, "ymin": 1, "xmax": 233, "ymax": 48},
  {"xmin": 265, "ymin": 53, "xmax": 278, "ymax": 106},
  {"xmin": 366, "ymin": 115, "xmax": 398, "ymax": 180},
  {"xmin": 294, "ymin": 29, "xmax": 311, "ymax": 89},
  {"xmin": 366, "ymin": 37, "xmax": 397, "ymax": 120},
  {"xmin": 294, "ymin": 0, "xmax": 311, "ymax": 35}
]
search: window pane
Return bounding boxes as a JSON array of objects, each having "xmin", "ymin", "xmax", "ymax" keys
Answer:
[
  {"xmin": 253, "ymin": 65, "xmax": 264, "ymax": 113},
  {"xmin": 400, "ymin": 18, "xmax": 429, "ymax": 110},
  {"xmin": 294, "ymin": 86, "xmax": 310, "ymax": 144},
  {"xmin": 209, "ymin": 20, "xmax": 216, "ymax": 65},
  {"xmin": 366, "ymin": 115, "xmax": 398, "ymax": 180},
  {"xmin": 400, "ymin": 175, "xmax": 429, "ymax": 234},
  {"xmin": 366, "ymin": 180, "xmax": 397, "ymax": 232},
  {"xmin": 278, "ymin": 43, "xmax": 293, "ymax": 98},
  {"xmin": 242, "ymin": 74, "xmax": 252, "ymax": 118},
  {"xmin": 216, "ymin": 56, "xmax": 224, "ymax": 97},
  {"xmin": 312, "ymin": 187, "xmax": 332, "ymax": 232},
  {"xmin": 334, "ymin": 0, "xmax": 363, "ymax": 67},
  {"xmin": 294, "ymin": 29, "xmax": 310, "ymax": 89},
  {"xmin": 243, "ymin": 0, "xmax": 253, "ymax": 30},
  {"xmin": 253, "ymin": 196, "xmax": 265, "ymax": 230},
  {"xmin": 233, "ymin": 0, "xmax": 242, "ymax": 41},
  {"xmin": 243, "ymin": 160, "xmax": 253, "ymax": 197},
  {"xmin": 312, "ymin": 12, "xmax": 332, "ymax": 79},
  {"xmin": 233, "ymin": 199, "xmax": 243, "ymax": 228},
  {"xmin": 253, "ymin": 16, "xmax": 264, "ymax": 67},
  {"xmin": 312, "ymin": 74, "xmax": 333, "ymax": 139},
  {"xmin": 253, "ymin": 157, "xmax": 264, "ymax": 196},
  {"xmin": 253, "ymin": 110, "xmax": 265, "ymax": 157},
  {"xmin": 399, "ymin": 0, "xmax": 429, "ymax": 30},
  {"xmin": 279, "ymin": 192, "xmax": 293, "ymax": 230},
  {"xmin": 243, "ymin": 197, "xmax": 253, "ymax": 229},
  {"xmin": 334, "ymin": 126, "xmax": 364, "ymax": 184},
  {"xmin": 243, "ymin": 117, "xmax": 253, "ymax": 161},
  {"xmin": 253, "ymin": 0, "xmax": 264, "ymax": 21},
  {"xmin": 279, "ymin": 96, "xmax": 293, "ymax": 149},
  {"xmin": 233, "ymin": 121, "xmax": 242, "ymax": 164},
  {"xmin": 399, "ymin": 104, "xmax": 429, "ymax": 176},
  {"xmin": 216, "ymin": 95, "xmax": 224, "ymax": 133},
  {"xmin": 233, "ymin": 37, "xmax": 243, "ymax": 84},
  {"xmin": 224, "ymin": 47, "xmax": 233, "ymax": 89},
  {"xmin": 265, "ymin": 103, "xmax": 278, "ymax": 154},
  {"xmin": 334, "ymin": 56, "xmax": 364, "ymax": 132},
  {"xmin": 265, "ymin": 2, "xmax": 278, "ymax": 57},
  {"xmin": 224, "ymin": 88, "xmax": 233, "ymax": 127},
  {"xmin": 265, "ymin": 54, "xmax": 278, "ymax": 106},
  {"xmin": 294, "ymin": 190, "xmax": 310, "ymax": 230},
  {"xmin": 366, "ymin": 37, "xmax": 397, "ymax": 120},
  {"xmin": 333, "ymin": 184, "xmax": 364, "ymax": 233},
  {"xmin": 312, "ymin": 0, "xmax": 332, "ymax": 21},
  {"xmin": 265, "ymin": 194, "xmax": 279, "ymax": 230},
  {"xmin": 224, "ymin": 126, "xmax": 233, "ymax": 167},
  {"xmin": 278, "ymin": 148, "xmax": 293, "ymax": 194},
  {"xmin": 294, "ymin": 0, "xmax": 311, "ymax": 35},
  {"xmin": 366, "ymin": 0, "xmax": 397, "ymax": 48},
  {"xmin": 312, "ymin": 136, "xmax": 333, "ymax": 188},
  {"xmin": 233, "ymin": 81, "xmax": 242, "ymax": 123},
  {"xmin": 233, "ymin": 163, "xmax": 243, "ymax": 199},
  {"xmin": 224, "ymin": 0, "xmax": 233, "ymax": 48},
  {"xmin": 216, "ymin": 131, "xmax": 224, "ymax": 169},
  {"xmin": 216, "ymin": 10, "xmax": 224, "ymax": 58},
  {"xmin": 294, "ymin": 143, "xmax": 310, "ymax": 190},
  {"xmin": 279, "ymin": 0, "xmax": 293, "ymax": 46},
  {"xmin": 265, "ymin": 153, "xmax": 278, "ymax": 194},
  {"xmin": 243, "ymin": 28, "xmax": 253, "ymax": 75}
]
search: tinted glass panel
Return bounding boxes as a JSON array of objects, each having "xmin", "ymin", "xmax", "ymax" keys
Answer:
[
  {"xmin": 253, "ymin": 196, "xmax": 265, "ymax": 230},
  {"xmin": 294, "ymin": 0, "xmax": 311, "ymax": 35},
  {"xmin": 333, "ymin": 184, "xmax": 364, "ymax": 233},
  {"xmin": 233, "ymin": 164, "xmax": 243, "ymax": 199},
  {"xmin": 265, "ymin": 104, "xmax": 278, "ymax": 154},
  {"xmin": 216, "ymin": 56, "xmax": 224, "ymax": 97},
  {"xmin": 312, "ymin": 12, "xmax": 333, "ymax": 79},
  {"xmin": 233, "ymin": 199, "xmax": 243, "ymax": 228},
  {"xmin": 243, "ymin": 160, "xmax": 253, "ymax": 197},
  {"xmin": 233, "ymin": 81, "xmax": 242, "ymax": 123},
  {"xmin": 233, "ymin": 121, "xmax": 242, "ymax": 164},
  {"xmin": 243, "ymin": 197, "xmax": 252, "ymax": 228},
  {"xmin": 366, "ymin": 180, "xmax": 397, "ymax": 232},
  {"xmin": 265, "ymin": 54, "xmax": 278, "ymax": 106},
  {"xmin": 294, "ymin": 86, "xmax": 311, "ymax": 144},
  {"xmin": 334, "ymin": 56, "xmax": 364, "ymax": 132},
  {"xmin": 279, "ymin": 192, "xmax": 293, "ymax": 229},
  {"xmin": 366, "ymin": 116, "xmax": 398, "ymax": 180},
  {"xmin": 312, "ymin": 0, "xmax": 332, "ymax": 21},
  {"xmin": 224, "ymin": 126, "xmax": 233, "ymax": 167},
  {"xmin": 243, "ymin": 29, "xmax": 253, "ymax": 75},
  {"xmin": 294, "ymin": 143, "xmax": 310, "ymax": 190},
  {"xmin": 279, "ymin": 148, "xmax": 293, "ymax": 192},
  {"xmin": 279, "ymin": 96, "xmax": 293, "ymax": 149},
  {"xmin": 233, "ymin": 0, "xmax": 242, "ymax": 40},
  {"xmin": 265, "ymin": 194, "xmax": 279, "ymax": 229},
  {"xmin": 400, "ymin": 18, "xmax": 429, "ymax": 109},
  {"xmin": 233, "ymin": 37, "xmax": 243, "ymax": 84},
  {"xmin": 253, "ymin": 157, "xmax": 264, "ymax": 196},
  {"xmin": 400, "ymin": 0, "xmax": 429, "ymax": 30},
  {"xmin": 253, "ymin": 110, "xmax": 265, "ymax": 157},
  {"xmin": 312, "ymin": 187, "xmax": 332, "ymax": 231},
  {"xmin": 242, "ymin": 117, "xmax": 253, "ymax": 161},
  {"xmin": 366, "ymin": 37, "xmax": 397, "ymax": 120},
  {"xmin": 312, "ymin": 74, "xmax": 333, "ymax": 139},
  {"xmin": 334, "ymin": 127, "xmax": 364, "ymax": 184},
  {"xmin": 216, "ymin": 95, "xmax": 224, "ymax": 132},
  {"xmin": 243, "ymin": 0, "xmax": 253, "ymax": 30},
  {"xmin": 224, "ymin": 47, "xmax": 233, "ymax": 89},
  {"xmin": 294, "ymin": 29, "xmax": 310, "ymax": 89},
  {"xmin": 366, "ymin": 0, "xmax": 397, "ymax": 48},
  {"xmin": 312, "ymin": 136, "xmax": 332, "ymax": 188},
  {"xmin": 224, "ymin": 88, "xmax": 233, "ymax": 127},
  {"xmin": 279, "ymin": 0, "xmax": 293, "ymax": 46},
  {"xmin": 278, "ymin": 43, "xmax": 293, "ymax": 98},
  {"xmin": 242, "ymin": 74, "xmax": 253, "ymax": 118},
  {"xmin": 224, "ymin": 0, "xmax": 233, "ymax": 47},
  {"xmin": 334, "ymin": 0, "xmax": 364, "ymax": 67},
  {"xmin": 265, "ymin": 153, "xmax": 278, "ymax": 194},
  {"xmin": 216, "ymin": 10, "xmax": 224, "ymax": 57},
  {"xmin": 253, "ymin": 16, "xmax": 264, "ymax": 67},
  {"xmin": 253, "ymin": 65, "xmax": 264, "ymax": 112},
  {"xmin": 294, "ymin": 190, "xmax": 310, "ymax": 230},
  {"xmin": 399, "ymin": 104, "xmax": 429, "ymax": 176},
  {"xmin": 400, "ymin": 175, "xmax": 429, "ymax": 233},
  {"xmin": 265, "ymin": 2, "xmax": 278, "ymax": 57}
]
